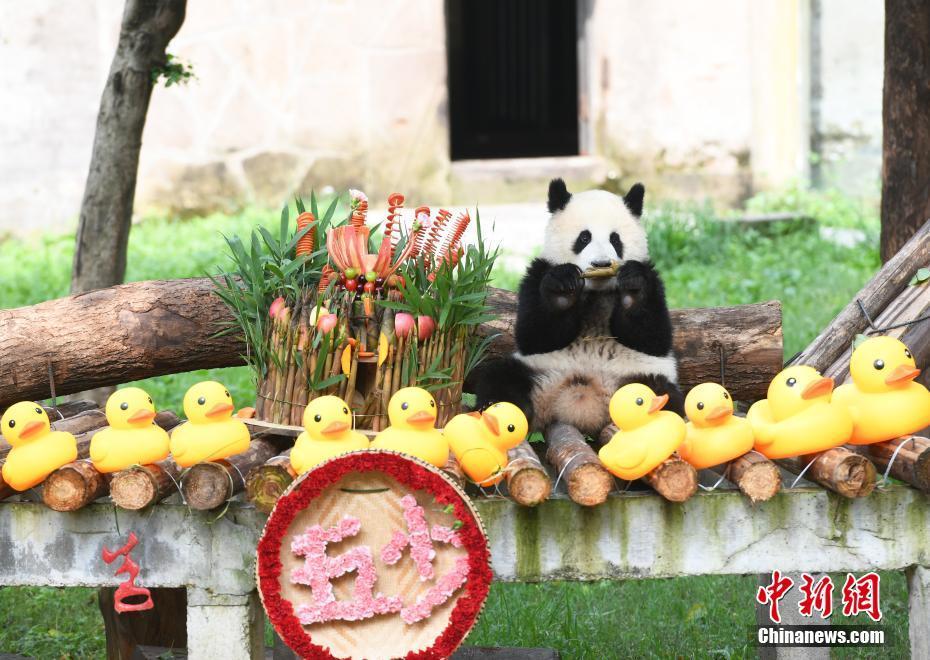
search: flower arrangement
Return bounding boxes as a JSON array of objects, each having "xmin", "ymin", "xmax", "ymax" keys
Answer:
[{"xmin": 212, "ymin": 190, "xmax": 498, "ymax": 429}]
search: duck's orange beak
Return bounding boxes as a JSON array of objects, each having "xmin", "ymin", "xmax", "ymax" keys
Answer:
[
  {"xmin": 128, "ymin": 409, "xmax": 156, "ymax": 424},
  {"xmin": 408, "ymin": 410, "xmax": 436, "ymax": 425},
  {"xmin": 649, "ymin": 394, "xmax": 669, "ymax": 414},
  {"xmin": 322, "ymin": 421, "xmax": 350, "ymax": 435},
  {"xmin": 206, "ymin": 402, "xmax": 234, "ymax": 418},
  {"xmin": 706, "ymin": 405, "xmax": 732, "ymax": 422},
  {"xmin": 20, "ymin": 420, "xmax": 44, "ymax": 440},
  {"xmin": 802, "ymin": 377, "xmax": 834, "ymax": 400},
  {"xmin": 886, "ymin": 365, "xmax": 921, "ymax": 386},
  {"xmin": 482, "ymin": 412, "xmax": 500, "ymax": 436}
]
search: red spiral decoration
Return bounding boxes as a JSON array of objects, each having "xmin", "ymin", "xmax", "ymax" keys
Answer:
[
  {"xmin": 351, "ymin": 199, "xmax": 369, "ymax": 228},
  {"xmin": 318, "ymin": 264, "xmax": 334, "ymax": 294},
  {"xmin": 385, "ymin": 193, "xmax": 405, "ymax": 255},
  {"xmin": 296, "ymin": 211, "xmax": 316, "ymax": 257},
  {"xmin": 424, "ymin": 209, "xmax": 452, "ymax": 257},
  {"xmin": 409, "ymin": 205, "xmax": 430, "ymax": 258}
]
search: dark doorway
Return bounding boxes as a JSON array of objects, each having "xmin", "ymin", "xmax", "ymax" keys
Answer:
[{"xmin": 447, "ymin": 0, "xmax": 580, "ymax": 160}]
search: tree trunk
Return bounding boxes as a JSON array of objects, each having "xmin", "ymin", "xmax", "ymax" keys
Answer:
[
  {"xmin": 881, "ymin": 0, "xmax": 930, "ymax": 262},
  {"xmin": 71, "ymin": 0, "xmax": 186, "ymax": 294},
  {"xmin": 0, "ymin": 279, "xmax": 783, "ymax": 409}
]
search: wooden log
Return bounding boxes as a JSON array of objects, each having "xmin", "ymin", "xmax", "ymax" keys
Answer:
[
  {"xmin": 110, "ymin": 458, "xmax": 182, "ymax": 510},
  {"xmin": 505, "ymin": 440, "xmax": 552, "ymax": 506},
  {"xmin": 545, "ymin": 422, "xmax": 612, "ymax": 506},
  {"xmin": 442, "ymin": 454, "xmax": 466, "ymax": 490},
  {"xmin": 475, "ymin": 291, "xmax": 783, "ymax": 402},
  {"xmin": 46, "ymin": 400, "xmax": 100, "ymax": 418},
  {"xmin": 0, "ymin": 408, "xmax": 108, "ymax": 457},
  {"xmin": 0, "ymin": 278, "xmax": 783, "ymax": 408},
  {"xmin": 794, "ymin": 219, "xmax": 930, "ymax": 372},
  {"xmin": 245, "ymin": 450, "xmax": 294, "ymax": 514},
  {"xmin": 717, "ymin": 452, "xmax": 782, "ymax": 503},
  {"xmin": 43, "ymin": 461, "xmax": 110, "ymax": 512},
  {"xmin": 597, "ymin": 424, "xmax": 697, "ymax": 502},
  {"xmin": 181, "ymin": 436, "xmax": 281, "ymax": 510},
  {"xmin": 38, "ymin": 411, "xmax": 181, "ymax": 510},
  {"xmin": 777, "ymin": 447, "xmax": 876, "ymax": 498},
  {"xmin": 642, "ymin": 457, "xmax": 698, "ymax": 503},
  {"xmin": 863, "ymin": 436, "xmax": 930, "ymax": 493}
]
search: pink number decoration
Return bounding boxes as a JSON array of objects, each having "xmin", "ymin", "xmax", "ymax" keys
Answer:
[{"xmin": 101, "ymin": 532, "xmax": 154, "ymax": 613}]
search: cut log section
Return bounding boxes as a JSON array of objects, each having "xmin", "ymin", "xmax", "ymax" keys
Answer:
[
  {"xmin": 245, "ymin": 450, "xmax": 294, "ymax": 514},
  {"xmin": 546, "ymin": 422, "xmax": 612, "ymax": 506},
  {"xmin": 43, "ymin": 461, "xmax": 110, "ymax": 512},
  {"xmin": 110, "ymin": 458, "xmax": 183, "ymax": 510},
  {"xmin": 40, "ymin": 411, "xmax": 181, "ymax": 511},
  {"xmin": 863, "ymin": 436, "xmax": 930, "ymax": 492},
  {"xmin": 716, "ymin": 452, "xmax": 782, "ymax": 503},
  {"xmin": 506, "ymin": 440, "xmax": 552, "ymax": 506},
  {"xmin": 641, "ymin": 457, "xmax": 698, "ymax": 503},
  {"xmin": 0, "ymin": 279, "xmax": 783, "ymax": 408},
  {"xmin": 597, "ymin": 425, "xmax": 697, "ymax": 502},
  {"xmin": 181, "ymin": 436, "xmax": 282, "ymax": 510},
  {"xmin": 442, "ymin": 454, "xmax": 466, "ymax": 490},
  {"xmin": 778, "ymin": 447, "xmax": 876, "ymax": 498}
]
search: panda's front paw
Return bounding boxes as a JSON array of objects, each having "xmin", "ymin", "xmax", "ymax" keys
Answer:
[
  {"xmin": 616, "ymin": 261, "xmax": 654, "ymax": 309},
  {"xmin": 540, "ymin": 263, "xmax": 584, "ymax": 311}
]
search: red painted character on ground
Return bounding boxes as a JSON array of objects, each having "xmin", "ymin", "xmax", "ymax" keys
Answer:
[
  {"xmin": 756, "ymin": 570, "xmax": 794, "ymax": 624},
  {"xmin": 101, "ymin": 532, "xmax": 154, "ymax": 613}
]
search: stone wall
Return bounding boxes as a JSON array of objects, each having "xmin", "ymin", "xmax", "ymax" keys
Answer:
[{"xmin": 0, "ymin": 0, "xmax": 883, "ymax": 236}]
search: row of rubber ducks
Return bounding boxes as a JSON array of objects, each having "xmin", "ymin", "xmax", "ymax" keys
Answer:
[
  {"xmin": 600, "ymin": 336, "xmax": 930, "ymax": 480},
  {"xmin": 0, "ymin": 381, "xmax": 250, "ymax": 491}
]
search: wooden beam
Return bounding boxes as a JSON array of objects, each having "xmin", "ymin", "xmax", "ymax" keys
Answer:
[
  {"xmin": 505, "ymin": 441, "xmax": 551, "ymax": 506},
  {"xmin": 777, "ymin": 447, "xmax": 876, "ymax": 498},
  {"xmin": 0, "ymin": 279, "xmax": 783, "ymax": 409},
  {"xmin": 545, "ymin": 423, "xmax": 612, "ymax": 506}
]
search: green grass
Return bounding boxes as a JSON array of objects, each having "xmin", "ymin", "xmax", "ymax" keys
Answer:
[{"xmin": 0, "ymin": 190, "xmax": 895, "ymax": 659}]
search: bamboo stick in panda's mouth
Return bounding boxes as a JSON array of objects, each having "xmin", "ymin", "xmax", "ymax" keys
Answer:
[{"xmin": 581, "ymin": 261, "xmax": 621, "ymax": 280}]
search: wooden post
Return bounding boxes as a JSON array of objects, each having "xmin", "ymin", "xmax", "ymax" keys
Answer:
[
  {"xmin": 110, "ymin": 458, "xmax": 183, "ymax": 510},
  {"xmin": 545, "ymin": 422, "xmax": 612, "ymax": 506},
  {"xmin": 908, "ymin": 565, "xmax": 930, "ymax": 660},
  {"xmin": 181, "ymin": 437, "xmax": 281, "ymax": 511},
  {"xmin": 245, "ymin": 450, "xmax": 294, "ymax": 514},
  {"xmin": 778, "ymin": 447, "xmax": 876, "ymax": 498},
  {"xmin": 506, "ymin": 441, "xmax": 552, "ymax": 506},
  {"xmin": 863, "ymin": 436, "xmax": 930, "ymax": 493},
  {"xmin": 716, "ymin": 452, "xmax": 782, "ymax": 503},
  {"xmin": 598, "ymin": 425, "xmax": 698, "ymax": 502}
]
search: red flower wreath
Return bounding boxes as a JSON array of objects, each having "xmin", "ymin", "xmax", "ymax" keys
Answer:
[{"xmin": 256, "ymin": 451, "xmax": 492, "ymax": 659}]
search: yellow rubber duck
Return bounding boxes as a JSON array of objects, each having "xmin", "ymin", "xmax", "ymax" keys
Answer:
[
  {"xmin": 371, "ymin": 387, "xmax": 448, "ymax": 467},
  {"xmin": 1, "ymin": 402, "xmax": 77, "ymax": 491},
  {"xmin": 444, "ymin": 402, "xmax": 529, "ymax": 486},
  {"xmin": 90, "ymin": 387, "xmax": 170, "ymax": 473},
  {"xmin": 833, "ymin": 336, "xmax": 930, "ymax": 444},
  {"xmin": 291, "ymin": 396, "xmax": 369, "ymax": 474},
  {"xmin": 169, "ymin": 381, "xmax": 250, "ymax": 467},
  {"xmin": 747, "ymin": 365, "xmax": 853, "ymax": 459},
  {"xmin": 598, "ymin": 383, "xmax": 686, "ymax": 480},
  {"xmin": 678, "ymin": 383, "xmax": 754, "ymax": 469}
]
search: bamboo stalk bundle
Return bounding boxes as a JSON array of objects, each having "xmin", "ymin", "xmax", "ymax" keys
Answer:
[
  {"xmin": 777, "ymin": 447, "xmax": 876, "ymax": 498},
  {"xmin": 181, "ymin": 436, "xmax": 282, "ymax": 510},
  {"xmin": 714, "ymin": 452, "xmax": 782, "ymax": 503},
  {"xmin": 506, "ymin": 440, "xmax": 551, "ymax": 506},
  {"xmin": 546, "ymin": 422, "xmax": 612, "ymax": 506},
  {"xmin": 40, "ymin": 411, "xmax": 181, "ymax": 511},
  {"xmin": 245, "ymin": 450, "xmax": 295, "ymax": 514}
]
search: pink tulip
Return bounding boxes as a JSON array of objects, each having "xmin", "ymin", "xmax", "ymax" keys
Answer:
[
  {"xmin": 417, "ymin": 315, "xmax": 436, "ymax": 342},
  {"xmin": 269, "ymin": 296, "xmax": 286, "ymax": 319},
  {"xmin": 317, "ymin": 314, "xmax": 338, "ymax": 334},
  {"xmin": 395, "ymin": 312, "xmax": 415, "ymax": 338}
]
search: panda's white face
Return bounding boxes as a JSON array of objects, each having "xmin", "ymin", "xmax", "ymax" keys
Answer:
[{"xmin": 541, "ymin": 189, "xmax": 649, "ymax": 290}]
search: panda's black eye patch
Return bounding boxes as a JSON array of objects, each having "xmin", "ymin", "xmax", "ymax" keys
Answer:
[
  {"xmin": 572, "ymin": 230, "xmax": 592, "ymax": 254},
  {"xmin": 609, "ymin": 232, "xmax": 624, "ymax": 258}
]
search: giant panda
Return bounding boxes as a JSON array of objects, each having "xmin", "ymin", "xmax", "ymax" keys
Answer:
[{"xmin": 474, "ymin": 178, "xmax": 684, "ymax": 437}]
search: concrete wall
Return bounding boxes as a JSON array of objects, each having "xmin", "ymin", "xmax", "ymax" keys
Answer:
[{"xmin": 0, "ymin": 0, "xmax": 883, "ymax": 236}]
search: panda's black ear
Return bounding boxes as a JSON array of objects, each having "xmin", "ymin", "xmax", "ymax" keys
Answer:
[
  {"xmin": 624, "ymin": 183, "xmax": 645, "ymax": 217},
  {"xmin": 547, "ymin": 178, "xmax": 571, "ymax": 213}
]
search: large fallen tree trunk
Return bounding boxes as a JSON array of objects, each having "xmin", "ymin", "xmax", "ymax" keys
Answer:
[{"xmin": 0, "ymin": 279, "xmax": 783, "ymax": 408}]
